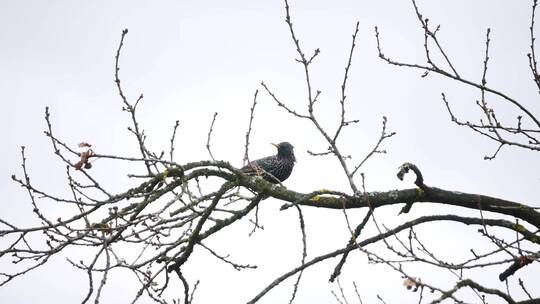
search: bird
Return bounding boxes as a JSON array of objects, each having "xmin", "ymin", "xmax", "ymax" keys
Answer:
[{"xmin": 241, "ymin": 142, "xmax": 296, "ymax": 183}]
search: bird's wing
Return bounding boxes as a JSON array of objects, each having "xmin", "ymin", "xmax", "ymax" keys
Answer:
[{"xmin": 241, "ymin": 156, "xmax": 274, "ymax": 176}]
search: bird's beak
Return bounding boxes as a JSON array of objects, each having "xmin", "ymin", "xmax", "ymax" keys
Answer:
[{"xmin": 271, "ymin": 143, "xmax": 279, "ymax": 148}]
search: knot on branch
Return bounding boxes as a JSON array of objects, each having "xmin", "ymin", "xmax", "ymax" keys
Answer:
[
  {"xmin": 397, "ymin": 162, "xmax": 426, "ymax": 189},
  {"xmin": 397, "ymin": 162, "xmax": 427, "ymax": 214}
]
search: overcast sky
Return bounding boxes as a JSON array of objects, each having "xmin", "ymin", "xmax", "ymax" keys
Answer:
[{"xmin": 1, "ymin": 0, "xmax": 539, "ymax": 303}]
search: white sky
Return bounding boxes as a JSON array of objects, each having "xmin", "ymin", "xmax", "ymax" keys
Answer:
[{"xmin": 1, "ymin": 0, "xmax": 539, "ymax": 303}]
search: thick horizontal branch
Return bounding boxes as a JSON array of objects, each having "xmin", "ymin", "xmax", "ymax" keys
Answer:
[
  {"xmin": 130, "ymin": 161, "xmax": 540, "ymax": 230},
  {"xmin": 88, "ymin": 160, "xmax": 540, "ymax": 231},
  {"xmin": 13, "ymin": 159, "xmax": 536, "ymax": 235}
]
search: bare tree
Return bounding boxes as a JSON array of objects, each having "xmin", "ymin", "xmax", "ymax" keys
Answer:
[{"xmin": 1, "ymin": 1, "xmax": 539, "ymax": 303}]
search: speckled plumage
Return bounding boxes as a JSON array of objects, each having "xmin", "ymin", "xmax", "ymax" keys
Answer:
[{"xmin": 241, "ymin": 142, "xmax": 296, "ymax": 183}]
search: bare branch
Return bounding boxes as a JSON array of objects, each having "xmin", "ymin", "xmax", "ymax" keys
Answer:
[{"xmin": 206, "ymin": 112, "xmax": 218, "ymax": 161}]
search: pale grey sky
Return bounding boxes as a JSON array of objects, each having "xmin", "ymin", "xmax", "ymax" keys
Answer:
[{"xmin": 1, "ymin": 1, "xmax": 538, "ymax": 303}]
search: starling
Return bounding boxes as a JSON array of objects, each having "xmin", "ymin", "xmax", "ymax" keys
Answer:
[{"xmin": 241, "ymin": 142, "xmax": 296, "ymax": 183}]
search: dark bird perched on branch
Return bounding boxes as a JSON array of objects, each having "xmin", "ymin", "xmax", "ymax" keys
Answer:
[{"xmin": 241, "ymin": 142, "xmax": 296, "ymax": 183}]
